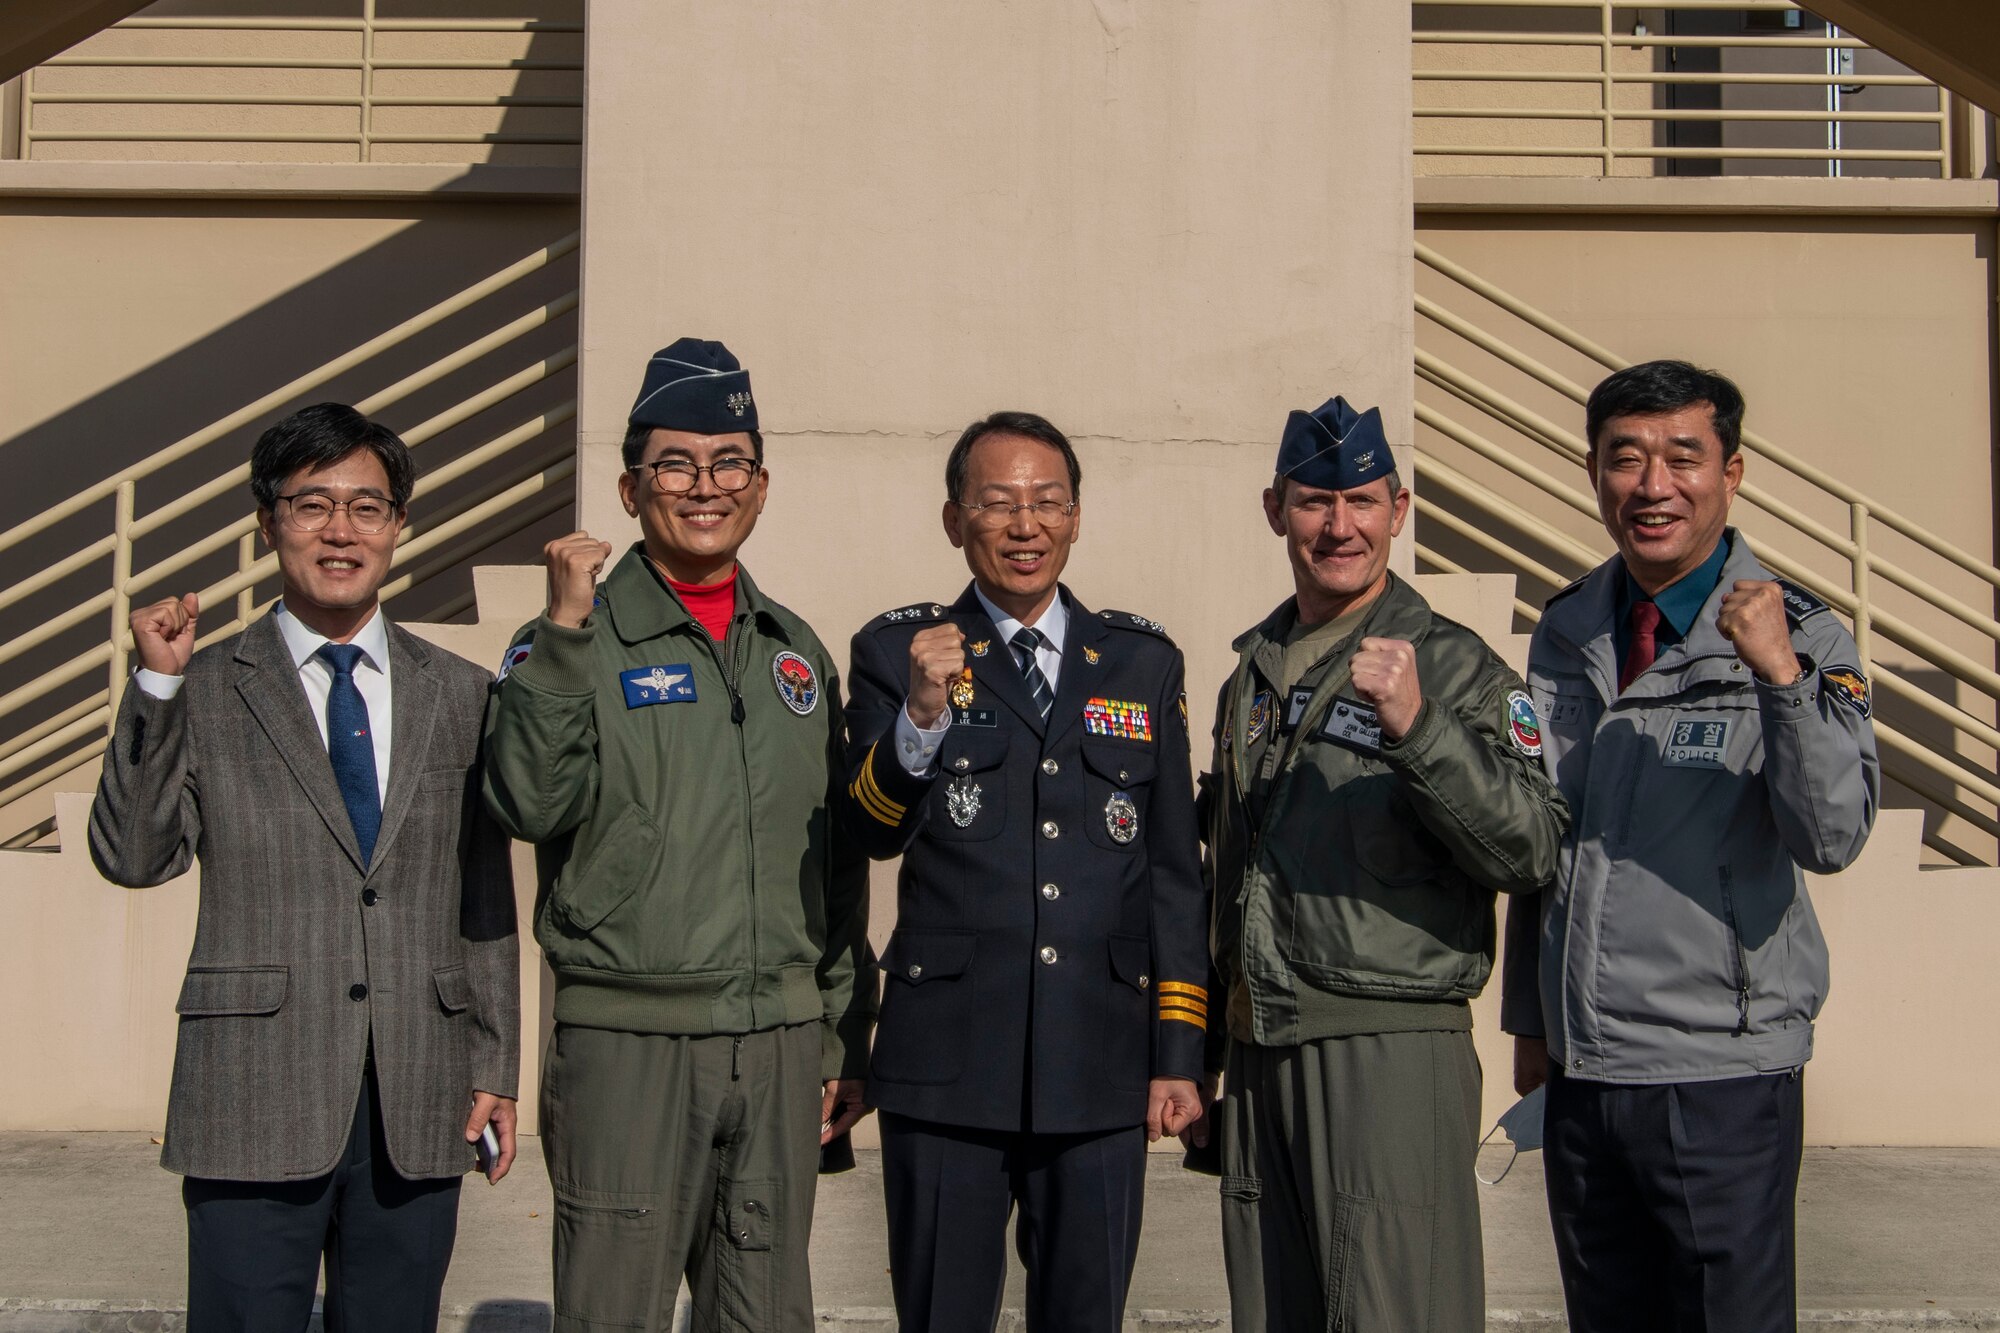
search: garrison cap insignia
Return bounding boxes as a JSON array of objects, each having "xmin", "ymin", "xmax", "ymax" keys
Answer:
[
  {"xmin": 1104, "ymin": 791, "xmax": 1139, "ymax": 845},
  {"xmin": 970, "ymin": 639, "xmax": 991, "ymax": 658},
  {"xmin": 621, "ymin": 664, "xmax": 697, "ymax": 709},
  {"xmin": 949, "ymin": 670, "xmax": 976, "ymax": 710},
  {"xmin": 1085, "ymin": 697, "xmax": 1153, "ymax": 742},
  {"xmin": 1506, "ymin": 690, "xmax": 1543, "ymax": 757},
  {"xmin": 1157, "ymin": 980, "xmax": 1208, "ymax": 1030},
  {"xmin": 771, "ymin": 651, "xmax": 820, "ymax": 715},
  {"xmin": 946, "ymin": 776, "xmax": 982, "ymax": 828},
  {"xmin": 1083, "ymin": 645, "xmax": 1101, "ymax": 665},
  {"xmin": 497, "ymin": 641, "xmax": 532, "ymax": 681},
  {"xmin": 1776, "ymin": 579, "xmax": 1831, "ymax": 624},
  {"xmin": 1821, "ymin": 663, "xmax": 1871, "ymax": 718}
]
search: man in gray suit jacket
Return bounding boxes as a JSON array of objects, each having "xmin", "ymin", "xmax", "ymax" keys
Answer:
[{"xmin": 89, "ymin": 403, "xmax": 520, "ymax": 1333}]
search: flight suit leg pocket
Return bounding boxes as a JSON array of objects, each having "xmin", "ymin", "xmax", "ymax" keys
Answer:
[
  {"xmin": 549, "ymin": 1183, "xmax": 666, "ymax": 1331},
  {"xmin": 715, "ymin": 1178, "xmax": 780, "ymax": 1330}
]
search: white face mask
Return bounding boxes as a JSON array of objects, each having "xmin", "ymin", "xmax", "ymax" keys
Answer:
[{"xmin": 1475, "ymin": 1084, "xmax": 1546, "ymax": 1186}]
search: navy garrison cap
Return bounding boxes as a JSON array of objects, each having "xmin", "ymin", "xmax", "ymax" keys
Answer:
[
  {"xmin": 1277, "ymin": 396, "xmax": 1394, "ymax": 492},
  {"xmin": 628, "ymin": 338, "xmax": 758, "ymax": 435}
]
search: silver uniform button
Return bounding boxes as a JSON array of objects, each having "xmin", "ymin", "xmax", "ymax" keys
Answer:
[
  {"xmin": 1041, "ymin": 820, "xmax": 1059, "ymax": 839},
  {"xmin": 1039, "ymin": 946, "xmax": 1059, "ymax": 965},
  {"xmin": 1041, "ymin": 758, "xmax": 1059, "ymax": 775},
  {"xmin": 908, "ymin": 964, "xmax": 923, "ymax": 979},
  {"xmin": 1118, "ymin": 769, "xmax": 1129, "ymax": 783},
  {"xmin": 1138, "ymin": 974, "xmax": 1150, "ymax": 988},
  {"xmin": 1042, "ymin": 883, "xmax": 1060, "ymax": 900},
  {"xmin": 954, "ymin": 757, "xmax": 971, "ymax": 772}
]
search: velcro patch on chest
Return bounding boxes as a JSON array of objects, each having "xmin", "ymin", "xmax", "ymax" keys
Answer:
[
  {"xmin": 621, "ymin": 664, "xmax": 697, "ymax": 708},
  {"xmin": 1084, "ymin": 697, "xmax": 1153, "ymax": 742},
  {"xmin": 1319, "ymin": 696, "xmax": 1382, "ymax": 753},
  {"xmin": 1285, "ymin": 687, "xmax": 1313, "ymax": 731},
  {"xmin": 1663, "ymin": 718, "xmax": 1730, "ymax": 768}
]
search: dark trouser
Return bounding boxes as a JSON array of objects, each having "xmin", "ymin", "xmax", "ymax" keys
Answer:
[
  {"xmin": 1544, "ymin": 1067, "xmax": 1806, "ymax": 1333},
  {"xmin": 1218, "ymin": 1030, "xmax": 1485, "ymax": 1333},
  {"xmin": 541, "ymin": 1023, "xmax": 822, "ymax": 1333},
  {"xmin": 182, "ymin": 1063, "xmax": 462, "ymax": 1333},
  {"xmin": 879, "ymin": 1111, "xmax": 1146, "ymax": 1333}
]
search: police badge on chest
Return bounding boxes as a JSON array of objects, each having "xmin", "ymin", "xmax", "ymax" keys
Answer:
[{"xmin": 946, "ymin": 776, "xmax": 982, "ymax": 827}]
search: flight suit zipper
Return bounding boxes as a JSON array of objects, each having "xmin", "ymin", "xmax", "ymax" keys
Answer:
[{"xmin": 698, "ymin": 612, "xmax": 760, "ymax": 1026}]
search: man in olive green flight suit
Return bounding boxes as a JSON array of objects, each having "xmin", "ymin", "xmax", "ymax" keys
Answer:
[
  {"xmin": 1194, "ymin": 395, "xmax": 1569, "ymax": 1332},
  {"xmin": 481, "ymin": 339, "xmax": 873, "ymax": 1333}
]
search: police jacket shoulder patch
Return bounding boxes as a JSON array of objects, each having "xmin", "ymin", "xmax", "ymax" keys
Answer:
[
  {"xmin": 1098, "ymin": 609, "xmax": 1174, "ymax": 644},
  {"xmin": 861, "ymin": 602, "xmax": 947, "ymax": 634},
  {"xmin": 1776, "ymin": 579, "xmax": 1832, "ymax": 625}
]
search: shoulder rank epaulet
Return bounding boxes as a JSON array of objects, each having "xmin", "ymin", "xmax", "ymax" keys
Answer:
[
  {"xmin": 1775, "ymin": 578, "xmax": 1831, "ymax": 625},
  {"xmin": 1542, "ymin": 572, "xmax": 1591, "ymax": 609},
  {"xmin": 863, "ymin": 602, "xmax": 947, "ymax": 633},
  {"xmin": 1098, "ymin": 609, "xmax": 1174, "ymax": 642}
]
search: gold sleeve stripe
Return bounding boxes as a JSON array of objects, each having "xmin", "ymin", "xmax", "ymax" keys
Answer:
[
  {"xmin": 1157, "ymin": 981, "xmax": 1209, "ymax": 1000},
  {"xmin": 1160, "ymin": 994, "xmax": 1207, "ymax": 1013},
  {"xmin": 1160, "ymin": 1002, "xmax": 1209, "ymax": 1023},
  {"xmin": 1160, "ymin": 1009, "xmax": 1207, "ymax": 1030},
  {"xmin": 850, "ymin": 777, "xmax": 901, "ymax": 827},
  {"xmin": 856, "ymin": 745, "xmax": 907, "ymax": 819}
]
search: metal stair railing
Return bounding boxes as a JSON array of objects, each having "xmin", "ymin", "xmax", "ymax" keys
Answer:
[
  {"xmin": 1414, "ymin": 240, "xmax": 2000, "ymax": 866},
  {"xmin": 0, "ymin": 231, "xmax": 581, "ymax": 842}
]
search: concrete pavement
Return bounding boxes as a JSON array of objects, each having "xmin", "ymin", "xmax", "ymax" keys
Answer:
[{"xmin": 1, "ymin": 1133, "xmax": 1995, "ymax": 1330}]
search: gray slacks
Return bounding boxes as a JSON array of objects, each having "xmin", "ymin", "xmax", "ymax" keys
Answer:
[
  {"xmin": 541, "ymin": 1022, "xmax": 822, "ymax": 1333},
  {"xmin": 1219, "ymin": 1029, "xmax": 1485, "ymax": 1333}
]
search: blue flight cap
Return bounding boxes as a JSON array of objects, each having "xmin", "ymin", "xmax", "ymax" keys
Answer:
[
  {"xmin": 1276, "ymin": 396, "xmax": 1395, "ymax": 492},
  {"xmin": 628, "ymin": 338, "xmax": 758, "ymax": 436}
]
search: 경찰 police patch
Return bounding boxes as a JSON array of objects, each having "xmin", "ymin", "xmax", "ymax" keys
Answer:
[
  {"xmin": 771, "ymin": 651, "xmax": 820, "ymax": 715},
  {"xmin": 621, "ymin": 664, "xmax": 697, "ymax": 708},
  {"xmin": 496, "ymin": 642, "xmax": 532, "ymax": 681},
  {"xmin": 1821, "ymin": 663, "xmax": 1871, "ymax": 718},
  {"xmin": 1664, "ymin": 718, "xmax": 1730, "ymax": 768},
  {"xmin": 1506, "ymin": 690, "xmax": 1543, "ymax": 757}
]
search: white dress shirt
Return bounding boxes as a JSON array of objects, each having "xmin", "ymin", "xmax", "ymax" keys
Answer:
[
  {"xmin": 135, "ymin": 602, "xmax": 394, "ymax": 803},
  {"xmin": 894, "ymin": 587, "xmax": 1068, "ymax": 775}
]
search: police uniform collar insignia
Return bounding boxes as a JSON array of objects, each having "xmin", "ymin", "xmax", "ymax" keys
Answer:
[
  {"xmin": 946, "ymin": 776, "xmax": 982, "ymax": 828},
  {"xmin": 771, "ymin": 650, "xmax": 819, "ymax": 714},
  {"xmin": 1083, "ymin": 645, "xmax": 1101, "ymax": 665},
  {"xmin": 1105, "ymin": 791, "xmax": 1139, "ymax": 844},
  {"xmin": 970, "ymin": 639, "xmax": 991, "ymax": 658}
]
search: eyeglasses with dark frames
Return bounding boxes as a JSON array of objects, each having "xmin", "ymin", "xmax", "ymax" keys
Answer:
[{"xmin": 630, "ymin": 458, "xmax": 762, "ymax": 494}]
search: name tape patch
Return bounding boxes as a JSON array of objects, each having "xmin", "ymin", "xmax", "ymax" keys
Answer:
[
  {"xmin": 1320, "ymin": 696, "xmax": 1382, "ymax": 753},
  {"xmin": 621, "ymin": 664, "xmax": 696, "ymax": 709},
  {"xmin": 1663, "ymin": 718, "xmax": 1730, "ymax": 768}
]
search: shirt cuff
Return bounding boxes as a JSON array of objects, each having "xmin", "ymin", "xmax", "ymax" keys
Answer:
[
  {"xmin": 893, "ymin": 702, "xmax": 951, "ymax": 776},
  {"xmin": 133, "ymin": 668, "xmax": 184, "ymax": 700}
]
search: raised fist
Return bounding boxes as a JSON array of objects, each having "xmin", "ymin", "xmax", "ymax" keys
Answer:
[
  {"xmin": 545, "ymin": 531, "xmax": 614, "ymax": 629},
  {"xmin": 1716, "ymin": 580, "xmax": 1800, "ymax": 685},
  {"xmin": 1348, "ymin": 636, "xmax": 1423, "ymax": 742},
  {"xmin": 130, "ymin": 593, "xmax": 200, "ymax": 676},
  {"xmin": 906, "ymin": 624, "xmax": 967, "ymax": 728}
]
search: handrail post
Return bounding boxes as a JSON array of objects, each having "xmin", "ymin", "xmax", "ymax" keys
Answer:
[
  {"xmin": 1939, "ymin": 88, "xmax": 1955, "ymax": 181},
  {"xmin": 237, "ymin": 531, "xmax": 257, "ymax": 625},
  {"xmin": 1849, "ymin": 501, "xmax": 1872, "ymax": 676},
  {"xmin": 107, "ymin": 480, "xmax": 136, "ymax": 715},
  {"xmin": 359, "ymin": 0, "xmax": 377, "ymax": 162},
  {"xmin": 1599, "ymin": 0, "xmax": 1616, "ymax": 176}
]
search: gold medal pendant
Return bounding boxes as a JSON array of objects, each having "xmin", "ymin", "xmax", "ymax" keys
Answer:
[{"xmin": 949, "ymin": 670, "xmax": 976, "ymax": 710}]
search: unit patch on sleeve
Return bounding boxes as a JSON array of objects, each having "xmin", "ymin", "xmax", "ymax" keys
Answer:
[
  {"xmin": 1244, "ymin": 691, "xmax": 1273, "ymax": 746},
  {"xmin": 1506, "ymin": 690, "xmax": 1543, "ymax": 757},
  {"xmin": 1820, "ymin": 664, "xmax": 1871, "ymax": 718},
  {"xmin": 1084, "ymin": 697, "xmax": 1153, "ymax": 742},
  {"xmin": 620, "ymin": 664, "xmax": 696, "ymax": 708},
  {"xmin": 497, "ymin": 642, "xmax": 532, "ymax": 681},
  {"xmin": 771, "ymin": 651, "xmax": 820, "ymax": 715}
]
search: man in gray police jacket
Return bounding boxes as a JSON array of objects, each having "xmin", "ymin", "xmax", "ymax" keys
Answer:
[{"xmin": 1502, "ymin": 361, "xmax": 1878, "ymax": 1333}]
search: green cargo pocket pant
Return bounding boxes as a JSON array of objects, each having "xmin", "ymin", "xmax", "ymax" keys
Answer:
[
  {"xmin": 1218, "ymin": 1029, "xmax": 1484, "ymax": 1333},
  {"xmin": 541, "ymin": 1023, "xmax": 822, "ymax": 1333}
]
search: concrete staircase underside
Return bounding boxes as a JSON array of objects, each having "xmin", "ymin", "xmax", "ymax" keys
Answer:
[
  {"xmin": 0, "ymin": 0, "xmax": 151, "ymax": 84},
  {"xmin": 1812, "ymin": 0, "xmax": 2000, "ymax": 118}
]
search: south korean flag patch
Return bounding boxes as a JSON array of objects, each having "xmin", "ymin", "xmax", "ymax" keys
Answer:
[
  {"xmin": 496, "ymin": 642, "xmax": 532, "ymax": 682},
  {"xmin": 1506, "ymin": 690, "xmax": 1543, "ymax": 758}
]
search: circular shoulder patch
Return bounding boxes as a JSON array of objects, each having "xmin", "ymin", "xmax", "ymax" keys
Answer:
[
  {"xmin": 1506, "ymin": 689, "xmax": 1543, "ymax": 757},
  {"xmin": 771, "ymin": 650, "xmax": 820, "ymax": 715}
]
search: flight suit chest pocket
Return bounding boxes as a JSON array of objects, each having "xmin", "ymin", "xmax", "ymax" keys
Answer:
[
  {"xmin": 929, "ymin": 728, "xmax": 1010, "ymax": 843},
  {"xmin": 1080, "ymin": 739, "xmax": 1157, "ymax": 852}
]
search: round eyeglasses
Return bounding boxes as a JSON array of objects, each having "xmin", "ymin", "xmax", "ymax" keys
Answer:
[
  {"xmin": 953, "ymin": 498, "xmax": 1078, "ymax": 531},
  {"xmin": 278, "ymin": 493, "xmax": 398, "ymax": 534},
  {"xmin": 631, "ymin": 458, "xmax": 761, "ymax": 495}
]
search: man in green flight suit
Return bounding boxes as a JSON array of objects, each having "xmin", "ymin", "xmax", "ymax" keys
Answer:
[
  {"xmin": 1196, "ymin": 395, "xmax": 1569, "ymax": 1332},
  {"xmin": 481, "ymin": 339, "xmax": 874, "ymax": 1333}
]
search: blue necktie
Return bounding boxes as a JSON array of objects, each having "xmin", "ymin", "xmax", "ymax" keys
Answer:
[{"xmin": 316, "ymin": 642, "xmax": 381, "ymax": 865}]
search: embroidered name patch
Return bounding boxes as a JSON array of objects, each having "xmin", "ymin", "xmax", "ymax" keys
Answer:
[
  {"xmin": 1664, "ymin": 718, "xmax": 1730, "ymax": 768},
  {"xmin": 621, "ymin": 664, "xmax": 696, "ymax": 708},
  {"xmin": 1084, "ymin": 697, "xmax": 1153, "ymax": 742},
  {"xmin": 1320, "ymin": 696, "xmax": 1382, "ymax": 753},
  {"xmin": 951, "ymin": 707, "xmax": 999, "ymax": 728}
]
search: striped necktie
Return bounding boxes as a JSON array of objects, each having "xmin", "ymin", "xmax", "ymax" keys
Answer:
[
  {"xmin": 315, "ymin": 642, "xmax": 381, "ymax": 864},
  {"xmin": 1010, "ymin": 627, "xmax": 1055, "ymax": 720}
]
